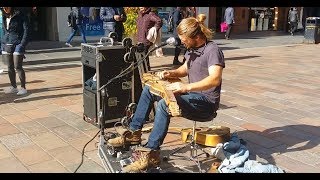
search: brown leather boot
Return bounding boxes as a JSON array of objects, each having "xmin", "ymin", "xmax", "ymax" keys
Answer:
[
  {"xmin": 122, "ymin": 147, "xmax": 161, "ymax": 173},
  {"xmin": 107, "ymin": 129, "xmax": 142, "ymax": 148}
]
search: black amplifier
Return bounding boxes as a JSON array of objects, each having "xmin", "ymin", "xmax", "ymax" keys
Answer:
[{"xmin": 81, "ymin": 38, "xmax": 141, "ymax": 126}]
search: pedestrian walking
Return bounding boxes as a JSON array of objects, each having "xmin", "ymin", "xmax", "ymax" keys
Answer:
[
  {"xmin": 136, "ymin": 7, "xmax": 162, "ymax": 71},
  {"xmin": 100, "ymin": 7, "xmax": 127, "ymax": 42},
  {"xmin": 148, "ymin": 7, "xmax": 164, "ymax": 58},
  {"xmin": 288, "ymin": 7, "xmax": 299, "ymax": 36},
  {"xmin": 224, "ymin": 7, "xmax": 235, "ymax": 40},
  {"xmin": 1, "ymin": 7, "xmax": 30, "ymax": 95},
  {"xmin": 65, "ymin": 7, "xmax": 87, "ymax": 47},
  {"xmin": 172, "ymin": 7, "xmax": 188, "ymax": 65}
]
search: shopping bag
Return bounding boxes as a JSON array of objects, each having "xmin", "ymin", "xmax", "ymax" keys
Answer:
[{"xmin": 220, "ymin": 22, "xmax": 228, "ymax": 32}]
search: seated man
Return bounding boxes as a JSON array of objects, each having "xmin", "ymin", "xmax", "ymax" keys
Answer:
[{"xmin": 107, "ymin": 13, "xmax": 225, "ymax": 173}]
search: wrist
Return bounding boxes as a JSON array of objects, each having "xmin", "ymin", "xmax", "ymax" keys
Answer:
[{"xmin": 186, "ymin": 84, "xmax": 192, "ymax": 92}]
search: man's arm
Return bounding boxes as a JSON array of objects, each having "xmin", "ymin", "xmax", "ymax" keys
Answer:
[
  {"xmin": 186, "ymin": 65, "xmax": 223, "ymax": 92},
  {"xmin": 166, "ymin": 64, "xmax": 223, "ymax": 94},
  {"xmin": 231, "ymin": 8, "xmax": 235, "ymax": 23}
]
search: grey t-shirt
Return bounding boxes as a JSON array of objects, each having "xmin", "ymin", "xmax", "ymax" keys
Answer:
[{"xmin": 184, "ymin": 40, "xmax": 225, "ymax": 104}]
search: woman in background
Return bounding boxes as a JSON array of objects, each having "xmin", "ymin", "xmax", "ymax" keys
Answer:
[{"xmin": 1, "ymin": 7, "xmax": 30, "ymax": 95}]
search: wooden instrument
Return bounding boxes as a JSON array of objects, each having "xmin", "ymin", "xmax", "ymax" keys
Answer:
[
  {"xmin": 143, "ymin": 125, "xmax": 231, "ymax": 147},
  {"xmin": 179, "ymin": 126, "xmax": 231, "ymax": 147},
  {"xmin": 142, "ymin": 72, "xmax": 182, "ymax": 116}
]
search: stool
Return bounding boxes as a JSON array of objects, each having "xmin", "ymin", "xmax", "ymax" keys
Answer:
[{"xmin": 163, "ymin": 112, "xmax": 217, "ymax": 173}]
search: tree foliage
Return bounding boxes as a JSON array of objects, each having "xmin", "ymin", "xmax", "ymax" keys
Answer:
[{"xmin": 123, "ymin": 7, "xmax": 139, "ymax": 37}]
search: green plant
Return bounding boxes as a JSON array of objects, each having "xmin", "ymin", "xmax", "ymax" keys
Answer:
[{"xmin": 123, "ymin": 7, "xmax": 139, "ymax": 37}]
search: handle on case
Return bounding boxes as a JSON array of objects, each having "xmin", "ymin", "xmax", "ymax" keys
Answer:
[{"xmin": 99, "ymin": 37, "xmax": 114, "ymax": 46}]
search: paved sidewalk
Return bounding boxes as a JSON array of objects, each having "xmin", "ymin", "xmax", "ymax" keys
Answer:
[{"xmin": 0, "ymin": 32, "xmax": 319, "ymax": 173}]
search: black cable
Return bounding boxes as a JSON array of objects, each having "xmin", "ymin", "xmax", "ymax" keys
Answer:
[{"xmin": 74, "ymin": 129, "xmax": 101, "ymax": 173}]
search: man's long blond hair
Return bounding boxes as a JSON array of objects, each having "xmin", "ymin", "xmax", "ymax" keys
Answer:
[{"xmin": 177, "ymin": 13, "xmax": 213, "ymax": 40}]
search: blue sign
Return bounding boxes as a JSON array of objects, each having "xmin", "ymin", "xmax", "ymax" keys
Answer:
[
  {"xmin": 158, "ymin": 11, "xmax": 169, "ymax": 33},
  {"xmin": 81, "ymin": 7, "xmax": 105, "ymax": 36}
]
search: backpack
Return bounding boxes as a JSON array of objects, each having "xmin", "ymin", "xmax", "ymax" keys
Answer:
[{"xmin": 67, "ymin": 12, "xmax": 76, "ymax": 27}]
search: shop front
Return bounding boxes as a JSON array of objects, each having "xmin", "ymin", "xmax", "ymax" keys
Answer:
[{"xmin": 249, "ymin": 7, "xmax": 277, "ymax": 31}]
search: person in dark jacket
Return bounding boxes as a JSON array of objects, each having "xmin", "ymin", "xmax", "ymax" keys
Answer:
[
  {"xmin": 172, "ymin": 7, "xmax": 188, "ymax": 65},
  {"xmin": 65, "ymin": 7, "xmax": 87, "ymax": 47},
  {"xmin": 1, "ymin": 7, "xmax": 30, "ymax": 95},
  {"xmin": 136, "ymin": 7, "xmax": 162, "ymax": 71},
  {"xmin": 100, "ymin": 7, "xmax": 127, "ymax": 42}
]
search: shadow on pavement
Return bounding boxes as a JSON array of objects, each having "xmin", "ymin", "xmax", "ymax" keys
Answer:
[
  {"xmin": 27, "ymin": 48, "xmax": 80, "ymax": 54},
  {"xmin": 0, "ymin": 84, "xmax": 82, "ymax": 105},
  {"xmin": 219, "ymin": 104, "xmax": 237, "ymax": 110},
  {"xmin": 0, "ymin": 80, "xmax": 45, "ymax": 88},
  {"xmin": 12, "ymin": 93, "xmax": 82, "ymax": 104},
  {"xmin": 24, "ymin": 64, "xmax": 81, "ymax": 72},
  {"xmin": 237, "ymin": 124, "xmax": 320, "ymax": 166},
  {"xmin": 24, "ymin": 57, "xmax": 81, "ymax": 66},
  {"xmin": 225, "ymin": 55, "xmax": 260, "ymax": 61}
]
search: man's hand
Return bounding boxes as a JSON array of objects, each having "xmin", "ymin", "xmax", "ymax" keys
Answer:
[
  {"xmin": 166, "ymin": 82, "xmax": 189, "ymax": 94},
  {"xmin": 157, "ymin": 70, "xmax": 172, "ymax": 80}
]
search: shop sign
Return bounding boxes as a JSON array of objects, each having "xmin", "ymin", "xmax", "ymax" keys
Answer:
[{"xmin": 81, "ymin": 7, "xmax": 105, "ymax": 36}]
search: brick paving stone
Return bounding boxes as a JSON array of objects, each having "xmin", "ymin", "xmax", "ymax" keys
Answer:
[
  {"xmin": 8, "ymin": 102, "xmax": 38, "ymax": 111},
  {"xmin": 35, "ymin": 116, "xmax": 67, "ymax": 129},
  {"xmin": 0, "ymin": 157, "xmax": 30, "ymax": 173},
  {"xmin": 251, "ymin": 105, "xmax": 283, "ymax": 115},
  {"xmin": 50, "ymin": 98, "xmax": 77, "ymax": 107},
  {"xmin": 0, "ymin": 133, "xmax": 34, "ymax": 150},
  {"xmin": 48, "ymin": 145, "xmax": 84, "ymax": 167},
  {"xmin": 12, "ymin": 144, "xmax": 53, "ymax": 166},
  {"xmin": 0, "ymin": 116, "xmax": 7, "ymax": 125},
  {"xmin": 64, "ymin": 118, "xmax": 97, "ymax": 132},
  {"xmin": 51, "ymin": 110, "xmax": 82, "ymax": 122},
  {"xmin": 0, "ymin": 143, "xmax": 14, "ymax": 159},
  {"xmin": 21, "ymin": 109, "xmax": 51, "ymax": 119},
  {"xmin": 68, "ymin": 136, "xmax": 98, "ymax": 152},
  {"xmin": 0, "ymin": 123, "xmax": 21, "ymax": 137},
  {"xmin": 28, "ymin": 160, "xmax": 69, "ymax": 173},
  {"xmin": 83, "ymin": 150, "xmax": 104, "ymax": 167},
  {"xmin": 63, "ymin": 104, "xmax": 83, "ymax": 114},
  {"xmin": 271, "ymin": 153, "xmax": 320, "ymax": 173},
  {"xmin": 37, "ymin": 103, "xmax": 66, "ymax": 113},
  {"xmin": 0, "ymin": 105, "xmax": 21, "ymax": 116},
  {"xmin": 29, "ymin": 132, "xmax": 68, "ymax": 151},
  {"xmin": 66, "ymin": 159, "xmax": 106, "ymax": 173},
  {"xmin": 15, "ymin": 121, "xmax": 48, "ymax": 136},
  {"xmin": 297, "ymin": 117, "xmax": 320, "ymax": 126},
  {"xmin": 52, "ymin": 125, "xmax": 85, "ymax": 142},
  {"xmin": 2, "ymin": 113, "xmax": 33, "ymax": 124}
]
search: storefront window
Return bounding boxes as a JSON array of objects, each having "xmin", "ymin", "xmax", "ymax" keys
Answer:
[{"xmin": 249, "ymin": 7, "xmax": 276, "ymax": 31}]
